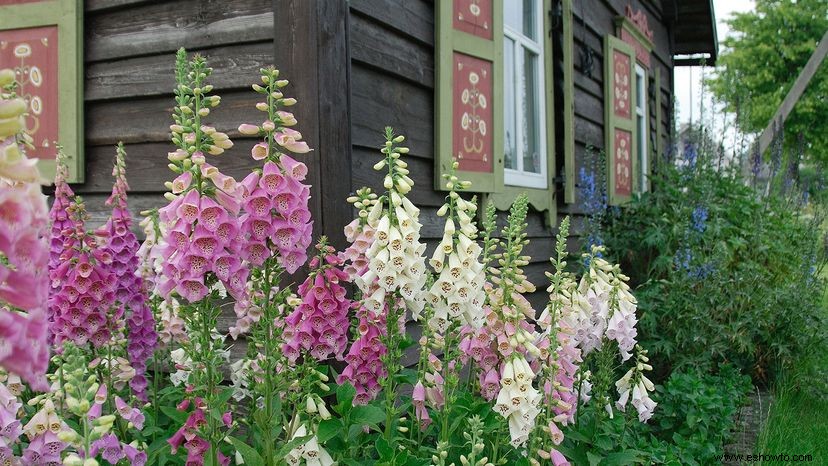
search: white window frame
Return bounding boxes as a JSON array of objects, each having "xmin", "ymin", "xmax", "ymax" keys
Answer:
[
  {"xmin": 503, "ymin": 0, "xmax": 548, "ymax": 189},
  {"xmin": 634, "ymin": 63, "xmax": 648, "ymax": 192}
]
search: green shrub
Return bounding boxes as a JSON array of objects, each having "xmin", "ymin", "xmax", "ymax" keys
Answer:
[{"xmin": 602, "ymin": 139, "xmax": 827, "ymax": 385}]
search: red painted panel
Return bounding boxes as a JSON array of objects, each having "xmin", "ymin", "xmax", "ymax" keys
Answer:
[
  {"xmin": 613, "ymin": 129, "xmax": 632, "ymax": 197},
  {"xmin": 453, "ymin": 0, "xmax": 493, "ymax": 40},
  {"xmin": 0, "ymin": 25, "xmax": 59, "ymax": 161},
  {"xmin": 612, "ymin": 49, "xmax": 631, "ymax": 119},
  {"xmin": 620, "ymin": 29, "xmax": 650, "ymax": 68},
  {"xmin": 452, "ymin": 52, "xmax": 493, "ymax": 173}
]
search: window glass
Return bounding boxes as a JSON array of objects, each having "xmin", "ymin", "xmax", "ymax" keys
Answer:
[
  {"xmin": 503, "ymin": 0, "xmax": 546, "ymax": 189},
  {"xmin": 504, "ymin": 0, "xmax": 536, "ymax": 39},
  {"xmin": 504, "ymin": 37, "xmax": 517, "ymax": 170},
  {"xmin": 522, "ymin": 49, "xmax": 540, "ymax": 173},
  {"xmin": 635, "ymin": 65, "xmax": 648, "ymax": 192}
]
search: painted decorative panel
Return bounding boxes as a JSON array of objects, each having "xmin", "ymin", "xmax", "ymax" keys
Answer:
[
  {"xmin": 0, "ymin": 25, "xmax": 58, "ymax": 161},
  {"xmin": 453, "ymin": 0, "xmax": 492, "ymax": 40},
  {"xmin": 452, "ymin": 52, "xmax": 492, "ymax": 173},
  {"xmin": 613, "ymin": 129, "xmax": 632, "ymax": 197},
  {"xmin": 604, "ymin": 34, "xmax": 635, "ymax": 205},
  {"xmin": 620, "ymin": 28, "xmax": 651, "ymax": 67},
  {"xmin": 612, "ymin": 49, "xmax": 631, "ymax": 119},
  {"xmin": 0, "ymin": 0, "xmax": 83, "ymax": 182}
]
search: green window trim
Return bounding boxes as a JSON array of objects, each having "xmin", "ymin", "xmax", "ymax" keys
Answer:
[
  {"xmin": 0, "ymin": 0, "xmax": 83, "ymax": 183},
  {"xmin": 435, "ymin": 0, "xmax": 556, "ymax": 226},
  {"xmin": 562, "ymin": 0, "xmax": 575, "ymax": 204},
  {"xmin": 435, "ymin": 0, "xmax": 504, "ymax": 193}
]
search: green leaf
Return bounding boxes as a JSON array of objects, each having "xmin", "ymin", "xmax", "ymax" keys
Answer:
[
  {"xmin": 604, "ymin": 450, "xmax": 643, "ymax": 466},
  {"xmin": 351, "ymin": 405, "xmax": 386, "ymax": 426},
  {"xmin": 586, "ymin": 451, "xmax": 603, "ymax": 466},
  {"xmin": 375, "ymin": 437, "xmax": 394, "ymax": 460},
  {"xmin": 336, "ymin": 383, "xmax": 356, "ymax": 414},
  {"xmin": 159, "ymin": 406, "xmax": 189, "ymax": 425},
  {"xmin": 227, "ymin": 436, "xmax": 265, "ymax": 466},
  {"xmin": 317, "ymin": 418, "xmax": 343, "ymax": 444}
]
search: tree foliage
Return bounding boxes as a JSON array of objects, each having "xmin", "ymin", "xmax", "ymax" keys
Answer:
[{"xmin": 707, "ymin": 0, "xmax": 828, "ymax": 163}]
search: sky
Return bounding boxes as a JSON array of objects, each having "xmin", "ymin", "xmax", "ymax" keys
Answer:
[{"xmin": 673, "ymin": 0, "xmax": 755, "ymax": 151}]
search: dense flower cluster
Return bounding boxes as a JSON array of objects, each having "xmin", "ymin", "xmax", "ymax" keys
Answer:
[
  {"xmin": 157, "ymin": 185, "xmax": 247, "ymax": 303},
  {"xmin": 49, "ymin": 198, "xmax": 120, "ymax": 348},
  {"xmin": 573, "ymin": 251, "xmax": 639, "ymax": 362},
  {"xmin": 98, "ymin": 144, "xmax": 157, "ymax": 400},
  {"xmin": 425, "ymin": 170, "xmax": 486, "ymax": 332},
  {"xmin": 338, "ymin": 190, "xmax": 388, "ymax": 404},
  {"xmin": 282, "ymin": 240, "xmax": 351, "ymax": 362},
  {"xmin": 0, "ymin": 69, "xmax": 50, "ymax": 388},
  {"xmin": 237, "ymin": 67, "xmax": 313, "ymax": 275}
]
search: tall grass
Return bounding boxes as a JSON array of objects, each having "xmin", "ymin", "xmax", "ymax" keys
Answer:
[{"xmin": 755, "ymin": 268, "xmax": 828, "ymax": 464}]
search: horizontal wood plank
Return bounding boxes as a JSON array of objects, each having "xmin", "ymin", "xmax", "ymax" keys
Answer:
[
  {"xmin": 86, "ymin": 90, "xmax": 263, "ymax": 146},
  {"xmin": 349, "ymin": 0, "xmax": 434, "ymax": 46},
  {"xmin": 349, "ymin": 13, "xmax": 434, "ymax": 88},
  {"xmin": 85, "ymin": 42, "xmax": 275, "ymax": 101},
  {"xmin": 86, "ymin": 0, "xmax": 273, "ymax": 62},
  {"xmin": 350, "ymin": 64, "xmax": 434, "ymax": 159}
]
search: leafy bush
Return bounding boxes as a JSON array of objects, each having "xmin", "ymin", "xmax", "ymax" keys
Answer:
[{"xmin": 602, "ymin": 136, "xmax": 827, "ymax": 384}]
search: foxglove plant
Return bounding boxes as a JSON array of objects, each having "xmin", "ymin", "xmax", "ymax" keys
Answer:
[
  {"xmin": 49, "ymin": 195, "xmax": 120, "ymax": 349},
  {"xmin": 358, "ymin": 128, "xmax": 427, "ymax": 438},
  {"xmin": 158, "ymin": 49, "xmax": 241, "ymax": 465},
  {"xmin": 98, "ymin": 143, "xmax": 157, "ymax": 401},
  {"xmin": 531, "ymin": 217, "xmax": 584, "ymax": 464},
  {"xmin": 283, "ymin": 238, "xmax": 351, "ymax": 362},
  {"xmin": 235, "ymin": 66, "xmax": 312, "ymax": 278},
  {"xmin": 417, "ymin": 162, "xmax": 486, "ymax": 443},
  {"xmin": 0, "ymin": 69, "xmax": 50, "ymax": 389},
  {"xmin": 339, "ymin": 188, "xmax": 389, "ymax": 405},
  {"xmin": 466, "ymin": 195, "xmax": 544, "ymax": 449}
]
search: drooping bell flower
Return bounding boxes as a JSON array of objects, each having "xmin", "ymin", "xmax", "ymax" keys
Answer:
[
  {"xmin": 236, "ymin": 68, "xmax": 314, "ymax": 277},
  {"xmin": 0, "ymin": 76, "xmax": 50, "ymax": 389},
  {"xmin": 282, "ymin": 239, "xmax": 351, "ymax": 362},
  {"xmin": 48, "ymin": 197, "xmax": 120, "ymax": 349}
]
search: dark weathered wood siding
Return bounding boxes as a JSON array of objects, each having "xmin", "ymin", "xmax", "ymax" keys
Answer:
[
  {"xmin": 347, "ymin": 0, "xmax": 675, "ymax": 310},
  {"xmin": 75, "ymin": 0, "xmax": 278, "ymax": 229}
]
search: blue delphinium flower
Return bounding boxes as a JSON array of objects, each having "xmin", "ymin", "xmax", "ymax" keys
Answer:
[
  {"xmin": 674, "ymin": 247, "xmax": 692, "ymax": 271},
  {"xmin": 683, "ymin": 141, "xmax": 698, "ymax": 169},
  {"xmin": 691, "ymin": 206, "xmax": 708, "ymax": 233}
]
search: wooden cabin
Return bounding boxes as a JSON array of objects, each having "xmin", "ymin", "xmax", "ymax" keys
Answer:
[{"xmin": 1, "ymin": 0, "xmax": 717, "ymax": 309}]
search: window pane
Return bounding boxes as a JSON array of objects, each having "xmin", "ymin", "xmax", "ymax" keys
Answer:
[
  {"xmin": 522, "ymin": 48, "xmax": 540, "ymax": 174},
  {"xmin": 504, "ymin": 0, "xmax": 536, "ymax": 40},
  {"xmin": 504, "ymin": 38, "xmax": 517, "ymax": 170},
  {"xmin": 636, "ymin": 72, "xmax": 644, "ymax": 109}
]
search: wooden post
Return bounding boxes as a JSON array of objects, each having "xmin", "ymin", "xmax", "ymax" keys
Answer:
[
  {"xmin": 757, "ymin": 29, "xmax": 828, "ymax": 155},
  {"xmin": 272, "ymin": 0, "xmax": 352, "ymax": 251}
]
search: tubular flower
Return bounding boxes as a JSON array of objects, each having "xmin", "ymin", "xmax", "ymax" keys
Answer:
[
  {"xmin": 493, "ymin": 355, "xmax": 542, "ymax": 448},
  {"xmin": 0, "ymin": 75, "xmax": 50, "ymax": 388},
  {"xmin": 48, "ymin": 198, "xmax": 119, "ymax": 349},
  {"xmin": 282, "ymin": 239, "xmax": 352, "ymax": 362},
  {"xmin": 98, "ymin": 144, "xmax": 157, "ymax": 400},
  {"xmin": 575, "ymin": 248, "xmax": 638, "ymax": 361},
  {"xmin": 237, "ymin": 67, "xmax": 314, "ymax": 275},
  {"xmin": 136, "ymin": 211, "xmax": 166, "ymax": 291},
  {"xmin": 615, "ymin": 346, "xmax": 657, "ymax": 422},
  {"xmin": 425, "ymin": 164, "xmax": 486, "ymax": 333},
  {"xmin": 337, "ymin": 189, "xmax": 389, "ymax": 404},
  {"xmin": 284, "ymin": 424, "xmax": 334, "ymax": 466},
  {"xmin": 21, "ymin": 400, "xmax": 68, "ymax": 465},
  {"xmin": 338, "ymin": 304, "xmax": 388, "ymax": 405}
]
